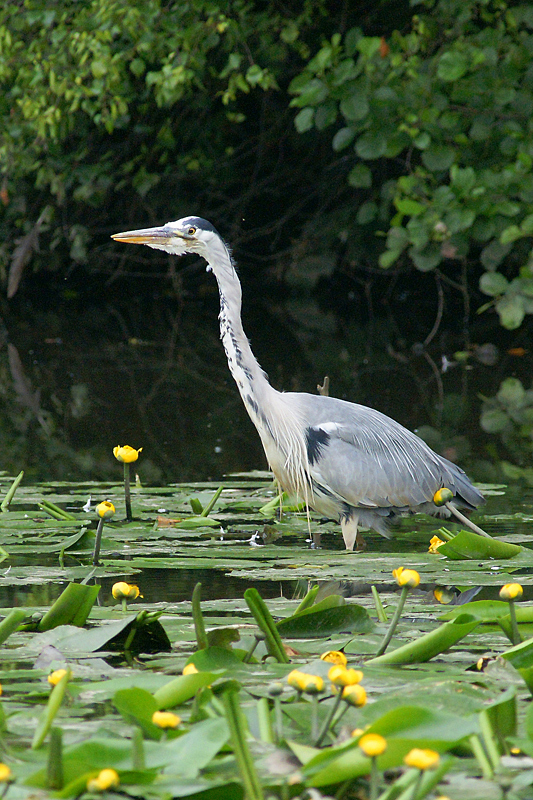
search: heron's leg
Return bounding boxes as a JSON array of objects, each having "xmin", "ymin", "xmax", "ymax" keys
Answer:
[{"xmin": 340, "ymin": 515, "xmax": 359, "ymax": 551}]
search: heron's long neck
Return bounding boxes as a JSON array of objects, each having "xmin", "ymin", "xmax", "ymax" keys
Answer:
[
  {"xmin": 208, "ymin": 241, "xmax": 310, "ymax": 499},
  {"xmin": 208, "ymin": 240, "xmax": 272, "ymax": 412}
]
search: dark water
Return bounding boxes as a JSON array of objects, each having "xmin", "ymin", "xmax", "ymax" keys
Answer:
[{"xmin": 1, "ymin": 253, "xmax": 532, "ymax": 487}]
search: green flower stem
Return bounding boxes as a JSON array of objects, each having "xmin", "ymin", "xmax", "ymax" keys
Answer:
[
  {"xmin": 0, "ymin": 609, "xmax": 27, "ymax": 644},
  {"xmin": 32, "ymin": 670, "xmax": 71, "ymax": 749},
  {"xmin": 132, "ymin": 727, "xmax": 145, "ymax": 770},
  {"xmin": 46, "ymin": 727, "xmax": 64, "ymax": 790},
  {"xmin": 192, "ymin": 582, "xmax": 208, "ymax": 650},
  {"xmin": 370, "ymin": 756, "xmax": 380, "ymax": 800},
  {"xmin": 508, "ymin": 600, "xmax": 521, "ymax": 645},
  {"xmin": 244, "ymin": 588, "xmax": 289, "ymax": 663},
  {"xmin": 445, "ymin": 502, "xmax": 491, "ymax": 537},
  {"xmin": 315, "ymin": 689, "xmax": 343, "ymax": 747},
  {"xmin": 92, "ymin": 518, "xmax": 104, "ymax": 566},
  {"xmin": 223, "ymin": 689, "xmax": 264, "ymax": 800},
  {"xmin": 409, "ymin": 770, "xmax": 423, "ymax": 800},
  {"xmin": 243, "ymin": 633, "xmax": 263, "ymax": 664},
  {"xmin": 371, "ymin": 585, "xmax": 388, "ymax": 622},
  {"xmin": 375, "ymin": 585, "xmax": 409, "ymax": 657},
  {"xmin": 479, "ymin": 709, "xmax": 502, "ymax": 771},
  {"xmin": 294, "ymin": 584, "xmax": 319, "ymax": 615},
  {"xmin": 124, "ymin": 462, "xmax": 132, "ymax": 521},
  {"xmin": 201, "ymin": 484, "xmax": 223, "ymax": 516},
  {"xmin": 274, "ymin": 696, "xmax": 283, "ymax": 743},
  {"xmin": 0, "ymin": 469, "xmax": 24, "ymax": 512},
  {"xmin": 257, "ymin": 697, "xmax": 274, "ymax": 743},
  {"xmin": 311, "ymin": 694, "xmax": 319, "ymax": 741},
  {"xmin": 469, "ymin": 733, "xmax": 493, "ymax": 779}
]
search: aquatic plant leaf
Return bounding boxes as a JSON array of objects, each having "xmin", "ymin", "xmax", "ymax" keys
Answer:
[
  {"xmin": 438, "ymin": 530, "xmax": 523, "ymax": 560},
  {"xmin": 154, "ymin": 671, "xmax": 222, "ymax": 709},
  {"xmin": 37, "ymin": 582, "xmax": 100, "ymax": 631},
  {"xmin": 366, "ymin": 615, "xmax": 479, "ymax": 665},
  {"xmin": 277, "ymin": 601, "xmax": 373, "ymax": 638},
  {"xmin": 113, "ymin": 687, "xmax": 161, "ymax": 739}
]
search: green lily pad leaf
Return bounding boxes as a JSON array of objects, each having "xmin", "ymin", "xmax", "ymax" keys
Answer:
[
  {"xmin": 441, "ymin": 600, "xmax": 533, "ymax": 624},
  {"xmin": 277, "ymin": 598, "xmax": 373, "ymax": 638},
  {"xmin": 37, "ymin": 582, "xmax": 100, "ymax": 631},
  {"xmin": 207, "ymin": 627, "xmax": 241, "ymax": 648},
  {"xmin": 153, "ymin": 671, "xmax": 222, "ymax": 710},
  {"xmin": 113, "ymin": 687, "xmax": 161, "ymax": 739},
  {"xmin": 186, "ymin": 645, "xmax": 247, "ymax": 670},
  {"xmin": 44, "ymin": 612, "xmax": 171, "ymax": 655},
  {"xmin": 438, "ymin": 530, "xmax": 523, "ymax": 560},
  {"xmin": 157, "ymin": 717, "xmax": 230, "ymax": 777},
  {"xmin": 366, "ymin": 615, "xmax": 479, "ymax": 665}
]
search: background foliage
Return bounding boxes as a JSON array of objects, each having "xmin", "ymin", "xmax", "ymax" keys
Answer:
[{"xmin": 0, "ymin": 0, "xmax": 532, "ymax": 481}]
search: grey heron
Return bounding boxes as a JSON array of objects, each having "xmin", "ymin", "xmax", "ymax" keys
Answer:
[{"xmin": 112, "ymin": 216, "xmax": 485, "ymax": 550}]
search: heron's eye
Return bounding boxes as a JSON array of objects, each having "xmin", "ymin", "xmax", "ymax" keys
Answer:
[{"xmin": 187, "ymin": 226, "xmax": 196, "ymax": 236}]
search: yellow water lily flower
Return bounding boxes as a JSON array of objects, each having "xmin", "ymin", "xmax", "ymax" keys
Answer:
[
  {"xmin": 392, "ymin": 567, "xmax": 420, "ymax": 589},
  {"xmin": 87, "ymin": 768, "xmax": 120, "ymax": 792},
  {"xmin": 113, "ymin": 445, "xmax": 143, "ymax": 463},
  {"xmin": 433, "ymin": 487, "xmax": 453, "ymax": 506},
  {"xmin": 428, "ymin": 535, "xmax": 445, "ymax": 553},
  {"xmin": 96, "ymin": 500, "xmax": 115, "ymax": 520},
  {"xmin": 358, "ymin": 733, "xmax": 387, "ymax": 757},
  {"xmin": 404, "ymin": 748, "xmax": 440, "ymax": 770},
  {"xmin": 500, "ymin": 583, "xmax": 523, "ymax": 601},
  {"xmin": 48, "ymin": 669, "xmax": 69, "ymax": 686},
  {"xmin": 183, "ymin": 663, "xmax": 199, "ymax": 675},
  {"xmin": 342, "ymin": 684, "xmax": 367, "ymax": 707},
  {"xmin": 328, "ymin": 665, "xmax": 363, "ymax": 687},
  {"xmin": 301, "ymin": 674, "xmax": 325, "ymax": 695},
  {"xmin": 286, "ymin": 669, "xmax": 307, "ymax": 690},
  {"xmin": 0, "ymin": 764, "xmax": 11, "ymax": 782},
  {"xmin": 112, "ymin": 582, "xmax": 140, "ymax": 600},
  {"xmin": 152, "ymin": 710, "xmax": 181, "ymax": 729},
  {"xmin": 320, "ymin": 650, "xmax": 347, "ymax": 666}
]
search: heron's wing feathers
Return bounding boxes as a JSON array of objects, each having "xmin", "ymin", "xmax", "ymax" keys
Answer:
[{"xmin": 303, "ymin": 408, "xmax": 481, "ymax": 510}]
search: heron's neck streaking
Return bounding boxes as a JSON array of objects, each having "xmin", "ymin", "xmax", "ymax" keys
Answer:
[{"xmin": 206, "ymin": 238, "xmax": 311, "ymax": 501}]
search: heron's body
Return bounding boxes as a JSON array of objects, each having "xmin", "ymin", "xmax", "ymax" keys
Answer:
[{"xmin": 112, "ymin": 216, "xmax": 484, "ymax": 549}]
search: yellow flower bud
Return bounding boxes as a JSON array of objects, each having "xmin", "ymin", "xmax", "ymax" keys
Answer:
[
  {"xmin": 113, "ymin": 445, "xmax": 142, "ymax": 463},
  {"xmin": 433, "ymin": 487, "xmax": 453, "ymax": 506},
  {"xmin": 112, "ymin": 582, "xmax": 140, "ymax": 600},
  {"xmin": 351, "ymin": 727, "xmax": 365, "ymax": 738},
  {"xmin": 48, "ymin": 669, "xmax": 69, "ymax": 686},
  {"xmin": 404, "ymin": 748, "xmax": 440, "ymax": 770},
  {"xmin": 328, "ymin": 666, "xmax": 363, "ymax": 686},
  {"xmin": 301, "ymin": 674, "xmax": 325, "ymax": 695},
  {"xmin": 96, "ymin": 500, "xmax": 115, "ymax": 520},
  {"xmin": 428, "ymin": 535, "xmax": 445, "ymax": 554},
  {"xmin": 358, "ymin": 733, "xmax": 387, "ymax": 757},
  {"xmin": 392, "ymin": 567, "xmax": 420, "ymax": 589},
  {"xmin": 287, "ymin": 669, "xmax": 307, "ymax": 690},
  {"xmin": 87, "ymin": 768, "xmax": 120, "ymax": 792},
  {"xmin": 152, "ymin": 710, "xmax": 181, "ymax": 729},
  {"xmin": 320, "ymin": 650, "xmax": 347, "ymax": 666},
  {"xmin": 0, "ymin": 764, "xmax": 11, "ymax": 782},
  {"xmin": 342, "ymin": 684, "xmax": 367, "ymax": 707},
  {"xmin": 183, "ymin": 663, "xmax": 199, "ymax": 675},
  {"xmin": 500, "ymin": 583, "xmax": 523, "ymax": 601}
]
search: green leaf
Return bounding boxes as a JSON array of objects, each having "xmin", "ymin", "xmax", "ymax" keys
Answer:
[
  {"xmin": 113, "ymin": 687, "xmax": 161, "ymax": 739},
  {"xmin": 38, "ymin": 583, "xmax": 100, "ymax": 632},
  {"xmin": 348, "ymin": 163, "xmax": 372, "ymax": 187},
  {"xmin": 437, "ymin": 51, "xmax": 469, "ymax": 81},
  {"xmin": 153, "ymin": 671, "xmax": 221, "ymax": 710},
  {"xmin": 497, "ymin": 377, "xmax": 526, "ymax": 406},
  {"xmin": 438, "ymin": 530, "xmax": 522, "ymax": 560},
  {"xmin": 355, "ymin": 130, "xmax": 387, "ymax": 159},
  {"xmin": 422, "ymin": 144, "xmax": 455, "ymax": 172},
  {"xmin": 366, "ymin": 615, "xmax": 479, "ymax": 665},
  {"xmin": 339, "ymin": 91, "xmax": 369, "ymax": 122},
  {"xmin": 395, "ymin": 198, "xmax": 426, "ymax": 216},
  {"xmin": 496, "ymin": 294, "xmax": 525, "ymax": 329},
  {"xmin": 294, "ymin": 108, "xmax": 314, "ymax": 133},
  {"xmin": 479, "ymin": 272, "xmax": 509, "ymax": 296},
  {"xmin": 277, "ymin": 599, "xmax": 373, "ymax": 638},
  {"xmin": 332, "ymin": 126, "xmax": 355, "ymax": 151},
  {"xmin": 480, "ymin": 408, "xmax": 511, "ymax": 434}
]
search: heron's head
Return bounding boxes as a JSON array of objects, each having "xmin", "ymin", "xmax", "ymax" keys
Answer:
[{"xmin": 111, "ymin": 216, "xmax": 222, "ymax": 260}]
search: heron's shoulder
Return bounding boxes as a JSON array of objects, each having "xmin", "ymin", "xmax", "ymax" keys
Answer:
[{"xmin": 283, "ymin": 392, "xmax": 401, "ymax": 427}]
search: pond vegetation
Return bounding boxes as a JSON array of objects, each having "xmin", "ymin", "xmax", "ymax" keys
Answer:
[{"xmin": 0, "ymin": 468, "xmax": 531, "ymax": 799}]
